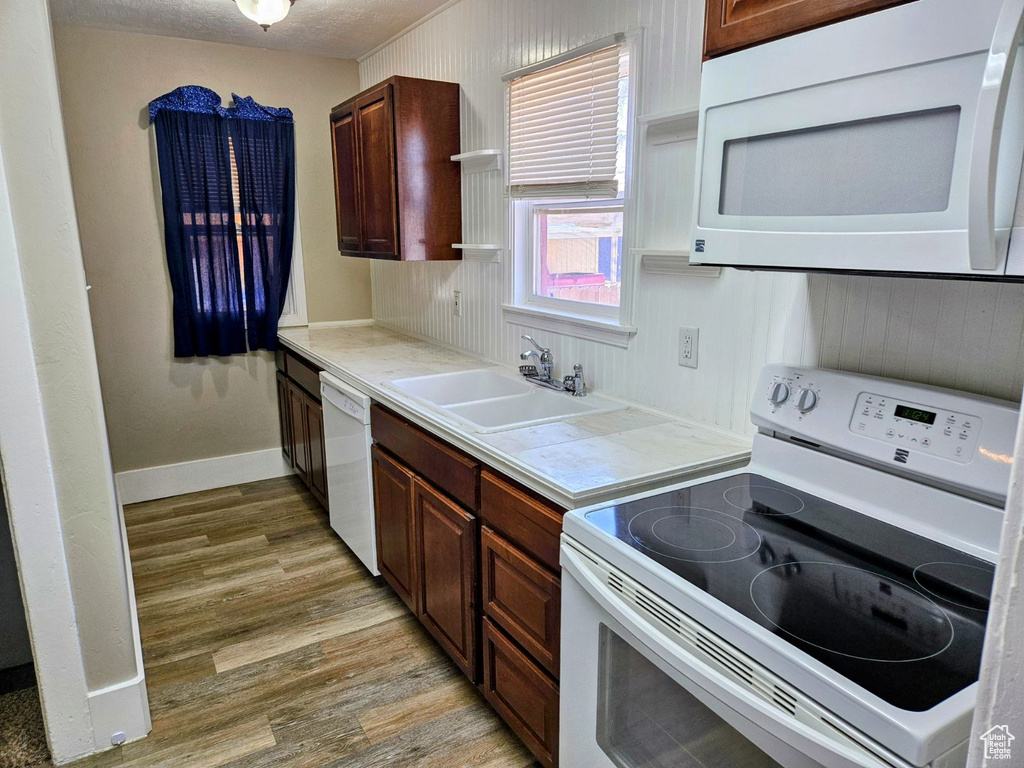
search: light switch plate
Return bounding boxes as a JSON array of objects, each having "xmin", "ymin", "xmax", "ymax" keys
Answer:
[
  {"xmin": 453, "ymin": 290, "xmax": 463, "ymax": 317},
  {"xmin": 679, "ymin": 326, "xmax": 698, "ymax": 368}
]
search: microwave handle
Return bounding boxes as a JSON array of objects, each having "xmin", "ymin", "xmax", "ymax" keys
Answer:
[
  {"xmin": 560, "ymin": 546, "xmax": 895, "ymax": 768},
  {"xmin": 969, "ymin": 0, "xmax": 1024, "ymax": 270}
]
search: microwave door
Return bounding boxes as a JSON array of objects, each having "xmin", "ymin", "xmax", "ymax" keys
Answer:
[{"xmin": 690, "ymin": 0, "xmax": 1024, "ymax": 278}]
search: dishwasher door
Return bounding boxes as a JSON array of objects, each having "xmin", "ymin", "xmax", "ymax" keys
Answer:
[{"xmin": 320, "ymin": 372, "xmax": 378, "ymax": 576}]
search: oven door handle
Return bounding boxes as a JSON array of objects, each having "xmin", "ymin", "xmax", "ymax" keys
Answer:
[
  {"xmin": 968, "ymin": 0, "xmax": 1024, "ymax": 270},
  {"xmin": 561, "ymin": 546, "xmax": 899, "ymax": 768}
]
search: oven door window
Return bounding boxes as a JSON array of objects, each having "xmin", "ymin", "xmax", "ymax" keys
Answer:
[{"xmin": 596, "ymin": 624, "xmax": 781, "ymax": 768}]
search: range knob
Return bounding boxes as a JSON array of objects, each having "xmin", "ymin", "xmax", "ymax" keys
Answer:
[
  {"xmin": 796, "ymin": 388, "xmax": 819, "ymax": 413},
  {"xmin": 768, "ymin": 382, "xmax": 790, "ymax": 407}
]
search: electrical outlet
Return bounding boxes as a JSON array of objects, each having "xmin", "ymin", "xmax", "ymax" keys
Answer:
[
  {"xmin": 679, "ymin": 327, "xmax": 698, "ymax": 368},
  {"xmin": 453, "ymin": 290, "xmax": 463, "ymax": 317}
]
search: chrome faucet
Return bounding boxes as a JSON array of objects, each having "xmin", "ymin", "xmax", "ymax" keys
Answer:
[
  {"xmin": 520, "ymin": 335, "xmax": 555, "ymax": 382},
  {"xmin": 519, "ymin": 335, "xmax": 587, "ymax": 396}
]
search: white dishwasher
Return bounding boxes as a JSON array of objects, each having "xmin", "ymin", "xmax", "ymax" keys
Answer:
[{"xmin": 319, "ymin": 372, "xmax": 378, "ymax": 576}]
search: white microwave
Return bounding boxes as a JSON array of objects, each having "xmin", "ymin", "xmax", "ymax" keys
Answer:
[{"xmin": 690, "ymin": 0, "xmax": 1024, "ymax": 278}]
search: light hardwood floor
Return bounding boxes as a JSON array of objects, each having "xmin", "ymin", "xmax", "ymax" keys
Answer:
[{"xmin": 68, "ymin": 475, "xmax": 537, "ymax": 768}]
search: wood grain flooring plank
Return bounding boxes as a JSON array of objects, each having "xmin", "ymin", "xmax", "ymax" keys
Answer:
[
  {"xmin": 212, "ymin": 599, "xmax": 407, "ymax": 673},
  {"xmin": 357, "ymin": 676, "xmax": 479, "ymax": 744}
]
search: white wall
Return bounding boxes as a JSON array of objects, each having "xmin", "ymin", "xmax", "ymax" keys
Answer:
[
  {"xmin": 362, "ymin": 0, "xmax": 1024, "ymax": 433},
  {"xmin": 0, "ymin": 0, "xmax": 149, "ymax": 759},
  {"xmin": 54, "ymin": 26, "xmax": 367, "ymax": 475}
]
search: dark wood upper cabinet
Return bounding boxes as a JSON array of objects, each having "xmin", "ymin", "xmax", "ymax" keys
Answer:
[
  {"xmin": 355, "ymin": 86, "xmax": 399, "ymax": 256},
  {"xmin": 703, "ymin": 0, "xmax": 914, "ymax": 59},
  {"xmin": 331, "ymin": 107, "xmax": 361, "ymax": 253},
  {"xmin": 330, "ymin": 76, "xmax": 462, "ymax": 261}
]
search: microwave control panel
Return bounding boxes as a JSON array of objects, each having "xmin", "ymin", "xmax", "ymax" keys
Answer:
[{"xmin": 848, "ymin": 393, "xmax": 980, "ymax": 464}]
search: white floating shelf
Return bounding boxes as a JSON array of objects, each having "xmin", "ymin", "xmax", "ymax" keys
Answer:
[
  {"xmin": 451, "ymin": 149, "xmax": 503, "ymax": 173},
  {"xmin": 639, "ymin": 107, "xmax": 700, "ymax": 146},
  {"xmin": 630, "ymin": 248, "xmax": 721, "ymax": 278},
  {"xmin": 453, "ymin": 244, "xmax": 503, "ymax": 262}
]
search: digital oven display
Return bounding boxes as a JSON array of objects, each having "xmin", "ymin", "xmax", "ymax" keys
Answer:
[{"xmin": 894, "ymin": 404, "xmax": 937, "ymax": 425}]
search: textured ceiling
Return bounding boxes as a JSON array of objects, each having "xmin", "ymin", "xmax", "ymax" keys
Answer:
[{"xmin": 49, "ymin": 0, "xmax": 454, "ymax": 60}]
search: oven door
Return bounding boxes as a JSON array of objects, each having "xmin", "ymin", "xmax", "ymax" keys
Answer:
[
  {"xmin": 559, "ymin": 542, "xmax": 909, "ymax": 768},
  {"xmin": 690, "ymin": 0, "xmax": 1024, "ymax": 278}
]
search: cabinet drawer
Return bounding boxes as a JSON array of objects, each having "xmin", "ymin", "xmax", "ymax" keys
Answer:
[
  {"xmin": 371, "ymin": 405, "xmax": 479, "ymax": 510},
  {"xmin": 482, "ymin": 618, "xmax": 558, "ymax": 768},
  {"xmin": 285, "ymin": 351, "xmax": 322, "ymax": 401},
  {"xmin": 480, "ymin": 472, "xmax": 564, "ymax": 572},
  {"xmin": 482, "ymin": 526, "xmax": 559, "ymax": 677}
]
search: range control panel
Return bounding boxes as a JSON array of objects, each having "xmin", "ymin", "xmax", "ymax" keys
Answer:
[
  {"xmin": 850, "ymin": 393, "xmax": 980, "ymax": 464},
  {"xmin": 751, "ymin": 365, "xmax": 1018, "ymax": 502}
]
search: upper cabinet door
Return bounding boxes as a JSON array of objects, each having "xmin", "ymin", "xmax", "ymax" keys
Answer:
[
  {"xmin": 703, "ymin": 0, "xmax": 913, "ymax": 59},
  {"xmin": 331, "ymin": 107, "xmax": 361, "ymax": 254},
  {"xmin": 355, "ymin": 86, "xmax": 399, "ymax": 258}
]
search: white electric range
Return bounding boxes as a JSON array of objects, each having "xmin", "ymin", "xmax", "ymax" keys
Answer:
[{"xmin": 559, "ymin": 365, "xmax": 1018, "ymax": 768}]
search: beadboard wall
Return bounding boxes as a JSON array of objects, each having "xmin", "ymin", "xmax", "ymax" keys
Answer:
[{"xmin": 362, "ymin": 0, "xmax": 1024, "ymax": 434}]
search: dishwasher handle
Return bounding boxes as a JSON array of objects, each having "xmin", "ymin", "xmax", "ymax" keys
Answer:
[{"xmin": 320, "ymin": 372, "xmax": 372, "ymax": 424}]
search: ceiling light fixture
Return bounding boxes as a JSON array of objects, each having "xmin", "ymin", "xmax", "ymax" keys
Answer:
[{"xmin": 233, "ymin": 0, "xmax": 295, "ymax": 31}]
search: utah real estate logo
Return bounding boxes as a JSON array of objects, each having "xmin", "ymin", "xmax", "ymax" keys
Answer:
[{"xmin": 979, "ymin": 725, "xmax": 1015, "ymax": 760}]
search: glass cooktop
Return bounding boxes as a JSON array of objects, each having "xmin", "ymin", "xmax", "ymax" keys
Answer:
[{"xmin": 584, "ymin": 473, "xmax": 994, "ymax": 712}]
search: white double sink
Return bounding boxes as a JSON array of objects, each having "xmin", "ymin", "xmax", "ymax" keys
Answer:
[{"xmin": 385, "ymin": 369, "xmax": 624, "ymax": 433}]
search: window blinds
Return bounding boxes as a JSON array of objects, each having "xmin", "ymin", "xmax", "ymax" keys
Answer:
[{"xmin": 508, "ymin": 42, "xmax": 626, "ymax": 199}]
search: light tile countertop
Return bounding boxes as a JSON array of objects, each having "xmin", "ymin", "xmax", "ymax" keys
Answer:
[{"xmin": 278, "ymin": 323, "xmax": 752, "ymax": 509}]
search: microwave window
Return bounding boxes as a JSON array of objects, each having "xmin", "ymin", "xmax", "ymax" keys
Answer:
[{"xmin": 719, "ymin": 107, "xmax": 960, "ymax": 217}]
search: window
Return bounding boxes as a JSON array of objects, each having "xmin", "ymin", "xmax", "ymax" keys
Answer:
[
  {"xmin": 229, "ymin": 137, "xmax": 306, "ymax": 327},
  {"xmin": 508, "ymin": 35, "xmax": 634, "ymax": 322}
]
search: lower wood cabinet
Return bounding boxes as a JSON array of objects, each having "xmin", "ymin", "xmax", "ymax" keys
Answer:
[
  {"xmin": 416, "ymin": 479, "xmax": 478, "ymax": 680},
  {"xmin": 369, "ymin": 406, "xmax": 564, "ymax": 767},
  {"xmin": 304, "ymin": 395, "xmax": 328, "ymax": 507},
  {"xmin": 371, "ymin": 443, "xmax": 480, "ymax": 681},
  {"xmin": 276, "ymin": 351, "xmax": 328, "ymax": 510},
  {"xmin": 287, "ymin": 380, "xmax": 310, "ymax": 484},
  {"xmin": 276, "ymin": 371, "xmax": 292, "ymax": 465},
  {"xmin": 482, "ymin": 618, "xmax": 559, "ymax": 768},
  {"xmin": 371, "ymin": 445, "xmax": 420, "ymax": 614}
]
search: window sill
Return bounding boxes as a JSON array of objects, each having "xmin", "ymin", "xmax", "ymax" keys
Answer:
[{"xmin": 501, "ymin": 303, "xmax": 637, "ymax": 349}]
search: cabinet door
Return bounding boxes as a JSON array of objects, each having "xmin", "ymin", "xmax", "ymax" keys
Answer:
[
  {"xmin": 703, "ymin": 0, "xmax": 912, "ymax": 59},
  {"xmin": 288, "ymin": 380, "xmax": 309, "ymax": 484},
  {"xmin": 304, "ymin": 393, "xmax": 328, "ymax": 510},
  {"xmin": 415, "ymin": 479, "xmax": 478, "ymax": 681},
  {"xmin": 331, "ymin": 107, "xmax": 362, "ymax": 253},
  {"xmin": 372, "ymin": 446, "xmax": 419, "ymax": 614},
  {"xmin": 355, "ymin": 86, "xmax": 399, "ymax": 257},
  {"xmin": 276, "ymin": 371, "xmax": 292, "ymax": 466}
]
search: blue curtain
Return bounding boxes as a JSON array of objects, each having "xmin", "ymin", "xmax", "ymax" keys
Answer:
[
  {"xmin": 151, "ymin": 86, "xmax": 246, "ymax": 357},
  {"xmin": 226, "ymin": 95, "xmax": 295, "ymax": 353},
  {"xmin": 148, "ymin": 86, "xmax": 295, "ymax": 357}
]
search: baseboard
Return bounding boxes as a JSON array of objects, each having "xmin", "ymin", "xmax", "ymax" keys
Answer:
[
  {"xmin": 87, "ymin": 674, "xmax": 151, "ymax": 750},
  {"xmin": 307, "ymin": 318, "xmax": 375, "ymax": 329},
  {"xmin": 115, "ymin": 448, "xmax": 294, "ymax": 505}
]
